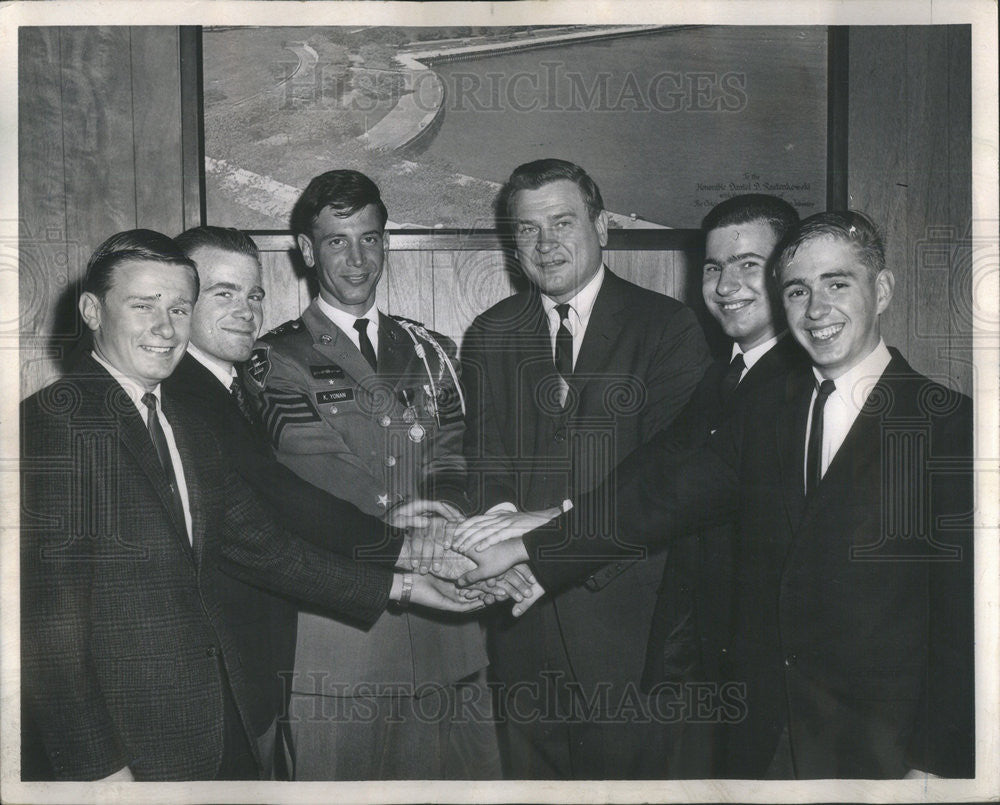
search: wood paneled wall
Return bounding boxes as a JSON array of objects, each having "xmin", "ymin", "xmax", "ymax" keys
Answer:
[
  {"xmin": 848, "ymin": 26, "xmax": 972, "ymax": 395},
  {"xmin": 18, "ymin": 27, "xmax": 189, "ymax": 399},
  {"xmin": 254, "ymin": 235, "xmax": 704, "ymax": 353}
]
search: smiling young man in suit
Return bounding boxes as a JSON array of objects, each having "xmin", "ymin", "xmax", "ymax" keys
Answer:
[
  {"xmin": 20, "ymin": 230, "xmax": 483, "ymax": 782},
  {"xmin": 642, "ymin": 194, "xmax": 808, "ymax": 776},
  {"xmin": 164, "ymin": 225, "xmax": 474, "ymax": 777},
  {"xmin": 458, "ymin": 159, "xmax": 710, "ymax": 778},
  {"xmin": 244, "ymin": 172, "xmax": 500, "ymax": 780},
  {"xmin": 458, "ymin": 211, "xmax": 975, "ymax": 779}
]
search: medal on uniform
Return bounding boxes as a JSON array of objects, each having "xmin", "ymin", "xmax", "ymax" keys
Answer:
[
  {"xmin": 399, "ymin": 389, "xmax": 423, "ymax": 440},
  {"xmin": 408, "ymin": 422, "xmax": 426, "ymax": 443}
]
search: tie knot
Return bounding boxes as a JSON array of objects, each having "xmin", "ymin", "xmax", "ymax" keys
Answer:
[
  {"xmin": 730, "ymin": 352, "xmax": 745, "ymax": 372},
  {"xmin": 554, "ymin": 303, "xmax": 572, "ymax": 323},
  {"xmin": 353, "ymin": 318, "xmax": 369, "ymax": 335},
  {"xmin": 141, "ymin": 392, "xmax": 158, "ymax": 412},
  {"xmin": 817, "ymin": 379, "xmax": 836, "ymax": 397}
]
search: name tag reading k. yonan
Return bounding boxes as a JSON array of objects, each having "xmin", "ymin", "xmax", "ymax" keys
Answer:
[{"xmin": 316, "ymin": 388, "xmax": 355, "ymax": 405}]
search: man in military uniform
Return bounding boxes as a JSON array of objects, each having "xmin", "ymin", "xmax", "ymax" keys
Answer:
[{"xmin": 245, "ymin": 170, "xmax": 499, "ymax": 779}]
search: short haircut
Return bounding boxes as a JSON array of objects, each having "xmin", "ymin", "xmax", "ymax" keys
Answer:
[
  {"xmin": 290, "ymin": 170, "xmax": 388, "ymax": 239},
  {"xmin": 174, "ymin": 225, "xmax": 260, "ymax": 265},
  {"xmin": 774, "ymin": 210, "xmax": 886, "ymax": 279},
  {"xmin": 81, "ymin": 229, "xmax": 198, "ymax": 300},
  {"xmin": 701, "ymin": 193, "xmax": 800, "ymax": 242},
  {"xmin": 498, "ymin": 158, "xmax": 605, "ymax": 223}
]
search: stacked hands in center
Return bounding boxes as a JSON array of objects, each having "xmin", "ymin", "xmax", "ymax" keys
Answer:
[{"xmin": 388, "ymin": 500, "xmax": 561, "ymax": 617}]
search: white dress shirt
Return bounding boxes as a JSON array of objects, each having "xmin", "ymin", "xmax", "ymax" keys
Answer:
[
  {"xmin": 540, "ymin": 265, "xmax": 605, "ymax": 371},
  {"xmin": 92, "ymin": 352, "xmax": 193, "ymax": 543},
  {"xmin": 731, "ymin": 331, "xmax": 785, "ymax": 385},
  {"xmin": 803, "ymin": 339, "xmax": 892, "ymax": 489},
  {"xmin": 317, "ymin": 296, "xmax": 380, "ymax": 357},
  {"xmin": 485, "ymin": 268, "xmax": 605, "ymax": 516}
]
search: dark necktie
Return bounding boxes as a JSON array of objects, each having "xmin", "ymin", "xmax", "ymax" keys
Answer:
[
  {"xmin": 720, "ymin": 352, "xmax": 746, "ymax": 399},
  {"xmin": 229, "ymin": 375, "xmax": 255, "ymax": 423},
  {"xmin": 354, "ymin": 318, "xmax": 377, "ymax": 372},
  {"xmin": 141, "ymin": 392, "xmax": 187, "ymax": 533},
  {"xmin": 805, "ymin": 379, "xmax": 836, "ymax": 495},
  {"xmin": 554, "ymin": 303, "xmax": 574, "ymax": 379}
]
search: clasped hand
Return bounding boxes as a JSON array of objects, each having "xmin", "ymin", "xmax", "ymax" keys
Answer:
[{"xmin": 395, "ymin": 502, "xmax": 560, "ymax": 617}]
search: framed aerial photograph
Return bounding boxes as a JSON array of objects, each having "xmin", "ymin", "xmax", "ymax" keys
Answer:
[{"xmin": 1, "ymin": 2, "xmax": 997, "ymax": 805}]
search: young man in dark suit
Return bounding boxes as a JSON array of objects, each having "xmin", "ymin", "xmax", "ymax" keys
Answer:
[
  {"xmin": 459, "ymin": 211, "xmax": 975, "ymax": 780},
  {"xmin": 643, "ymin": 194, "xmax": 808, "ymax": 776},
  {"xmin": 458, "ymin": 159, "xmax": 710, "ymax": 778},
  {"xmin": 165, "ymin": 225, "xmax": 474, "ymax": 777},
  {"xmin": 20, "ymin": 230, "xmax": 482, "ymax": 781}
]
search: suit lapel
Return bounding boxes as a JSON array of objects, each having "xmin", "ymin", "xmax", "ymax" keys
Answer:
[
  {"xmin": 85, "ymin": 371, "xmax": 194, "ymax": 559},
  {"xmin": 775, "ymin": 371, "xmax": 813, "ymax": 533},
  {"xmin": 520, "ymin": 292, "xmax": 561, "ymax": 413},
  {"xmin": 798, "ymin": 364, "xmax": 895, "ymax": 527},
  {"xmin": 163, "ymin": 397, "xmax": 207, "ymax": 565},
  {"xmin": 570, "ymin": 270, "xmax": 627, "ymax": 398}
]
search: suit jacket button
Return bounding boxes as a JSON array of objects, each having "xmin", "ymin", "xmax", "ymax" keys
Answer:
[
  {"xmin": 206, "ymin": 646, "xmax": 217, "ymax": 657},
  {"xmin": 784, "ymin": 654, "xmax": 797, "ymax": 667},
  {"xmin": 379, "ymin": 415, "xmax": 391, "ymax": 427},
  {"xmin": 553, "ymin": 427, "xmax": 567, "ymax": 443},
  {"xmin": 384, "ymin": 455, "xmax": 397, "ymax": 467}
]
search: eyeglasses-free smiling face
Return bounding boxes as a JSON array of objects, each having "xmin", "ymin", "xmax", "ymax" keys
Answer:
[
  {"xmin": 511, "ymin": 179, "xmax": 608, "ymax": 304},
  {"xmin": 80, "ymin": 259, "xmax": 198, "ymax": 391},
  {"xmin": 703, "ymin": 220, "xmax": 781, "ymax": 351},
  {"xmin": 189, "ymin": 246, "xmax": 265, "ymax": 366},
  {"xmin": 780, "ymin": 236, "xmax": 894, "ymax": 379},
  {"xmin": 298, "ymin": 203, "xmax": 388, "ymax": 316}
]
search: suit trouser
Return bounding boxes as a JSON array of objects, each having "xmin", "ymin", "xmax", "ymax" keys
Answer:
[
  {"xmin": 492, "ymin": 599, "xmax": 684, "ymax": 779},
  {"xmin": 287, "ymin": 669, "xmax": 501, "ymax": 780}
]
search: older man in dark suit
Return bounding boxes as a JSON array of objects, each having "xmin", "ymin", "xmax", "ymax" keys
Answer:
[
  {"xmin": 458, "ymin": 159, "xmax": 710, "ymax": 778},
  {"xmin": 459, "ymin": 211, "xmax": 975, "ymax": 779},
  {"xmin": 20, "ymin": 230, "xmax": 482, "ymax": 781}
]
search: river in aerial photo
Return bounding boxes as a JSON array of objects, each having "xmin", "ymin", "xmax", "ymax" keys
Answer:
[
  {"xmin": 417, "ymin": 27, "xmax": 827, "ymax": 227},
  {"xmin": 204, "ymin": 26, "xmax": 828, "ymax": 229}
]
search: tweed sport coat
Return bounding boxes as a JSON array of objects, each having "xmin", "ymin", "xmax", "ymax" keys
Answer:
[
  {"xmin": 20, "ymin": 357, "xmax": 392, "ymax": 780},
  {"xmin": 527, "ymin": 350, "xmax": 975, "ymax": 778}
]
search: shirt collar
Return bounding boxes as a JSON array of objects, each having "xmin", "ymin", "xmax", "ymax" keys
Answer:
[
  {"xmin": 187, "ymin": 343, "xmax": 237, "ymax": 389},
  {"xmin": 91, "ymin": 351, "xmax": 160, "ymax": 414},
  {"xmin": 540, "ymin": 265, "xmax": 605, "ymax": 322},
  {"xmin": 316, "ymin": 295, "xmax": 379, "ymax": 336},
  {"xmin": 732, "ymin": 331, "xmax": 785, "ymax": 372},
  {"xmin": 811, "ymin": 338, "xmax": 892, "ymax": 409}
]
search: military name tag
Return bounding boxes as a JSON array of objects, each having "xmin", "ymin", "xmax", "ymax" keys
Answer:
[
  {"xmin": 310, "ymin": 364, "xmax": 345, "ymax": 380},
  {"xmin": 316, "ymin": 388, "xmax": 355, "ymax": 405}
]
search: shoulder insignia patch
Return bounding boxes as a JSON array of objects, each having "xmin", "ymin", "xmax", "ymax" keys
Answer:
[
  {"xmin": 260, "ymin": 390, "xmax": 321, "ymax": 448},
  {"xmin": 246, "ymin": 347, "xmax": 271, "ymax": 389},
  {"xmin": 265, "ymin": 318, "xmax": 304, "ymax": 339}
]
